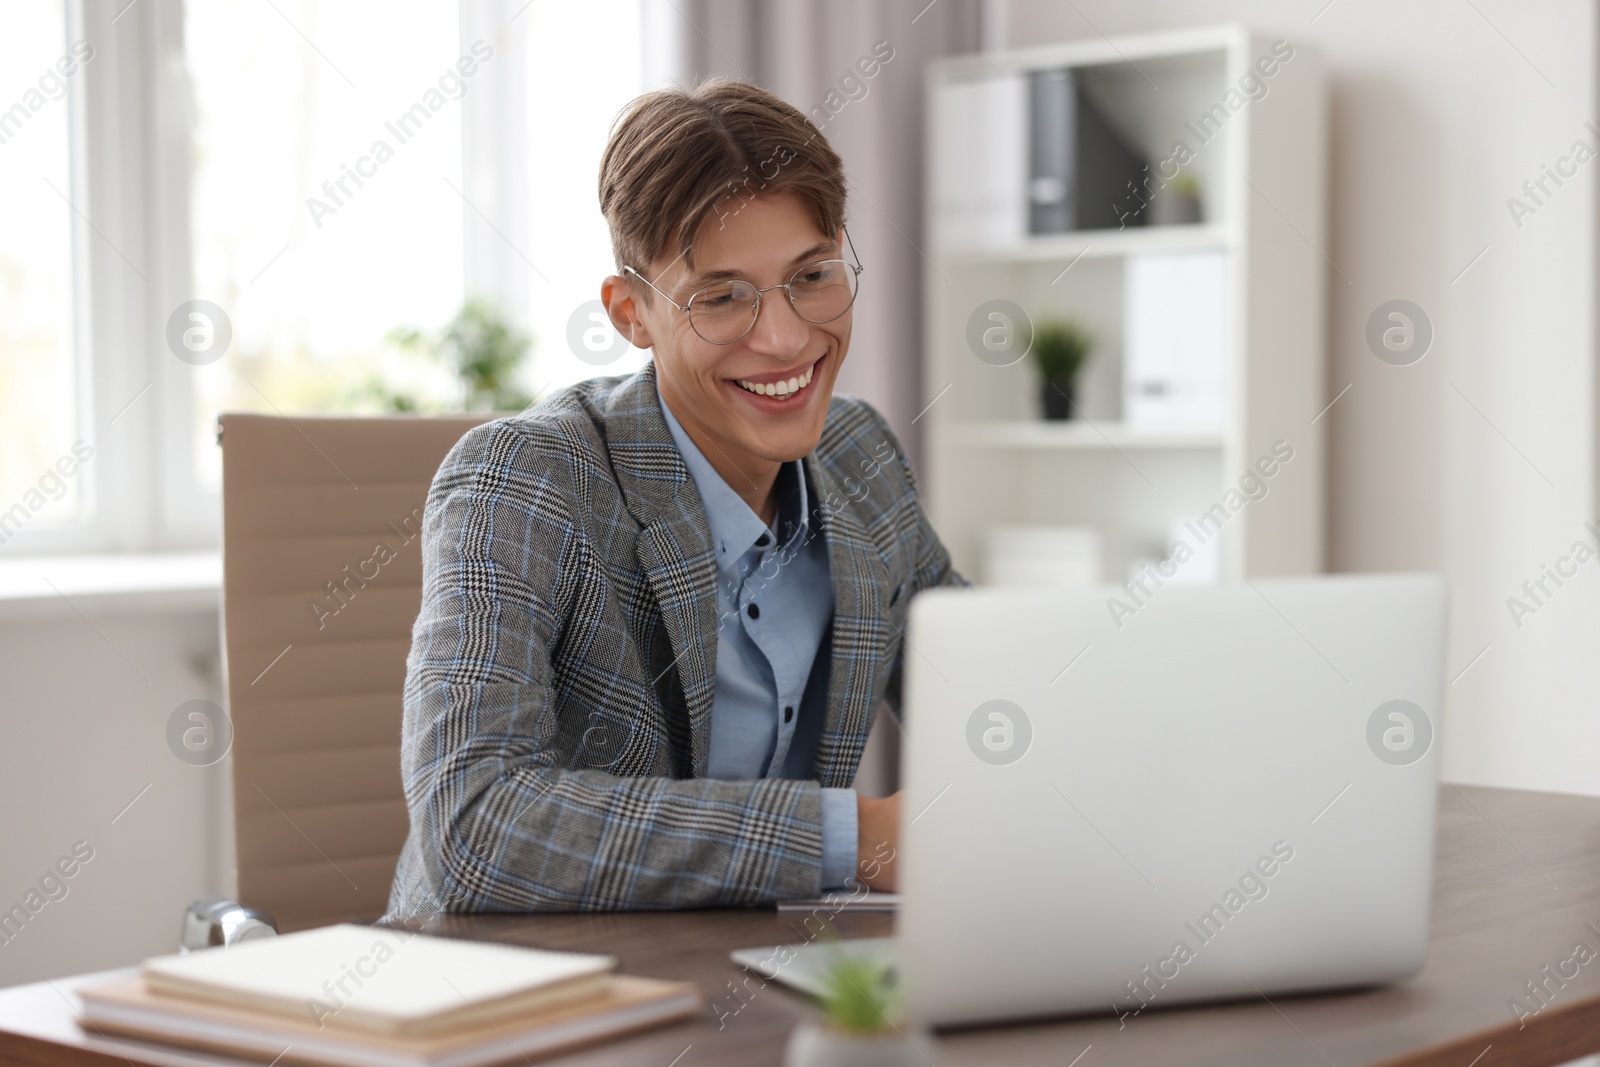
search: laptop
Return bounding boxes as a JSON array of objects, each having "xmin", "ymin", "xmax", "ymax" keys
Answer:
[{"xmin": 734, "ymin": 573, "xmax": 1447, "ymax": 1027}]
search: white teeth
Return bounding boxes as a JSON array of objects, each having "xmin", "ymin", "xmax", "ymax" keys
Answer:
[{"xmin": 737, "ymin": 363, "xmax": 815, "ymax": 399}]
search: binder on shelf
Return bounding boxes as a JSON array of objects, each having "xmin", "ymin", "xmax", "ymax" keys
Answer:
[
  {"xmin": 929, "ymin": 73, "xmax": 1027, "ymax": 250},
  {"xmin": 1122, "ymin": 250, "xmax": 1229, "ymax": 430},
  {"xmin": 1027, "ymin": 67, "xmax": 1146, "ymax": 234}
]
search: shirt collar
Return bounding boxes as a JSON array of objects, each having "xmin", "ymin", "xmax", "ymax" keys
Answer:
[{"xmin": 656, "ymin": 381, "xmax": 812, "ymax": 568}]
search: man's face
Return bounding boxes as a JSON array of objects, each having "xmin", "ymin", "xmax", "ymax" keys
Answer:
[{"xmin": 609, "ymin": 191, "xmax": 852, "ymax": 470}]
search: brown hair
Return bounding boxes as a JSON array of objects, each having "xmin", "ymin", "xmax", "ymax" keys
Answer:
[{"xmin": 598, "ymin": 77, "xmax": 847, "ymax": 295}]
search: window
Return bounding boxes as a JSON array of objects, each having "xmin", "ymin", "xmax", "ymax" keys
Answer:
[
  {"xmin": 520, "ymin": 2, "xmax": 646, "ymax": 393},
  {"xmin": 0, "ymin": 0, "xmax": 90, "ymax": 549},
  {"xmin": 0, "ymin": 0, "xmax": 648, "ymax": 556},
  {"xmin": 183, "ymin": 0, "xmax": 469, "ymax": 492},
  {"xmin": 178, "ymin": 0, "xmax": 648, "ymax": 495}
]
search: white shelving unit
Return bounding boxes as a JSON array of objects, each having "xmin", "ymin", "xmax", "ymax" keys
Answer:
[{"xmin": 922, "ymin": 25, "xmax": 1326, "ymax": 585}]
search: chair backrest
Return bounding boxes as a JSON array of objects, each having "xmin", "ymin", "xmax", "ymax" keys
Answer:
[{"xmin": 219, "ymin": 412, "xmax": 492, "ymax": 931}]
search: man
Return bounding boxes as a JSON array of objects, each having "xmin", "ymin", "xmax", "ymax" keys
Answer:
[{"xmin": 388, "ymin": 77, "xmax": 962, "ymax": 916}]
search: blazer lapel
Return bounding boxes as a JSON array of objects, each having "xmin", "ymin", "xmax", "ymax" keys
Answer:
[
  {"xmin": 604, "ymin": 363, "xmax": 720, "ymax": 778},
  {"xmin": 807, "ymin": 456, "xmax": 894, "ymax": 788},
  {"xmin": 600, "ymin": 362, "xmax": 895, "ymax": 786}
]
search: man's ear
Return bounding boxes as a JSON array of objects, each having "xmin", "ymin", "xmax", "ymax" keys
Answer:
[{"xmin": 601, "ymin": 274, "xmax": 655, "ymax": 350}]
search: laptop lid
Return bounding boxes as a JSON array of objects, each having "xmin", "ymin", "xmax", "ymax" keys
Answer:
[{"xmin": 897, "ymin": 573, "xmax": 1446, "ymax": 1027}]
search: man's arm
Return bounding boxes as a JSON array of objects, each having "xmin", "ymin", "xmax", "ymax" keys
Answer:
[
  {"xmin": 873, "ymin": 410, "xmax": 968, "ymax": 719},
  {"xmin": 395, "ymin": 421, "xmax": 829, "ymax": 914},
  {"xmin": 892, "ymin": 428, "xmax": 967, "ymax": 596},
  {"xmin": 845, "ymin": 405, "xmax": 968, "ymax": 891}
]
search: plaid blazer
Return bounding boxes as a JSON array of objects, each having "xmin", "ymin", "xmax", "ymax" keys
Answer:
[{"xmin": 387, "ymin": 362, "xmax": 961, "ymax": 915}]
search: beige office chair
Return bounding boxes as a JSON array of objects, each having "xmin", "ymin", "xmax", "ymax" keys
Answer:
[{"xmin": 219, "ymin": 412, "xmax": 492, "ymax": 931}]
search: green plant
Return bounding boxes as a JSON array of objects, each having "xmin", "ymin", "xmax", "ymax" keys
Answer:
[
  {"xmin": 1166, "ymin": 170, "xmax": 1201, "ymax": 199},
  {"xmin": 384, "ymin": 299, "xmax": 536, "ymax": 413},
  {"xmin": 1030, "ymin": 318, "xmax": 1093, "ymax": 386},
  {"xmin": 815, "ymin": 953, "xmax": 901, "ymax": 1034}
]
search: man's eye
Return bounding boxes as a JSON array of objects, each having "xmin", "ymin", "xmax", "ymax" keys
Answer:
[
  {"xmin": 796, "ymin": 266, "xmax": 835, "ymax": 285},
  {"xmin": 696, "ymin": 284, "xmax": 746, "ymax": 311}
]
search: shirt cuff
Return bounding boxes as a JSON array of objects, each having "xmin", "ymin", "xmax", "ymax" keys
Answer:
[{"xmin": 819, "ymin": 787, "xmax": 858, "ymax": 890}]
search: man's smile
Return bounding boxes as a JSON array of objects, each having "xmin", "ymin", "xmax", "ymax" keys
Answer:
[{"xmin": 728, "ymin": 354, "xmax": 825, "ymax": 407}]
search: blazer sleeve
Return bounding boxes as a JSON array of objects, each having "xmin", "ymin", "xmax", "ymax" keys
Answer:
[
  {"xmin": 391, "ymin": 421, "xmax": 827, "ymax": 916},
  {"xmin": 869, "ymin": 405, "xmax": 966, "ymax": 597},
  {"xmin": 896, "ymin": 443, "xmax": 966, "ymax": 597},
  {"xmin": 863, "ymin": 406, "xmax": 968, "ymax": 718}
]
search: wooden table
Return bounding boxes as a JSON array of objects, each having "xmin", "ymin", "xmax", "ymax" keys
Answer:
[{"xmin": 4, "ymin": 784, "xmax": 1600, "ymax": 1067}]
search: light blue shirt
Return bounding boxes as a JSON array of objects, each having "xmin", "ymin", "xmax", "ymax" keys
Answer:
[{"xmin": 657, "ymin": 389, "xmax": 857, "ymax": 890}]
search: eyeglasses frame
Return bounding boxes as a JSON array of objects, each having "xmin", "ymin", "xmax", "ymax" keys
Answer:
[{"xmin": 619, "ymin": 227, "xmax": 864, "ymax": 345}]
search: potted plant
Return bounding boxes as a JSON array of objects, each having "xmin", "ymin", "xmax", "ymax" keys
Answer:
[
  {"xmin": 370, "ymin": 299, "xmax": 538, "ymax": 413},
  {"xmin": 1150, "ymin": 169, "xmax": 1203, "ymax": 226},
  {"xmin": 1030, "ymin": 318, "xmax": 1093, "ymax": 421},
  {"xmin": 784, "ymin": 953, "xmax": 936, "ymax": 1067}
]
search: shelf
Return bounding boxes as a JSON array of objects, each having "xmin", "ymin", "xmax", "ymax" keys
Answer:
[
  {"xmin": 940, "ymin": 223, "xmax": 1231, "ymax": 266},
  {"xmin": 946, "ymin": 421, "xmax": 1225, "ymax": 450},
  {"xmin": 924, "ymin": 26, "xmax": 1324, "ymax": 582}
]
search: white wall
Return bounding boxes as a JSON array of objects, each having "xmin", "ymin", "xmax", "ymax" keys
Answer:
[
  {"xmin": 0, "ymin": 600, "xmax": 232, "ymax": 987},
  {"xmin": 1003, "ymin": 0, "xmax": 1599, "ymax": 795}
]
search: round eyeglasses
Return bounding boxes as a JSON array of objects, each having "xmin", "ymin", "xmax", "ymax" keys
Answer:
[{"xmin": 621, "ymin": 230, "xmax": 864, "ymax": 345}]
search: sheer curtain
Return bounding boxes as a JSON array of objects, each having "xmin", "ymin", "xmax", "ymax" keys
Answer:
[{"xmin": 644, "ymin": 0, "xmax": 983, "ymax": 795}]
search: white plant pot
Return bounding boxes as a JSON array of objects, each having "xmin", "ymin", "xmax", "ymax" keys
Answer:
[{"xmin": 784, "ymin": 1019, "xmax": 937, "ymax": 1067}]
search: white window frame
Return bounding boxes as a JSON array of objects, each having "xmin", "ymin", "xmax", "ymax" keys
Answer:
[
  {"xmin": 3, "ymin": 0, "xmax": 207, "ymax": 556},
  {"xmin": 7, "ymin": 0, "xmax": 586, "ymax": 557},
  {"xmin": 2, "ymin": 0, "xmax": 105, "ymax": 554}
]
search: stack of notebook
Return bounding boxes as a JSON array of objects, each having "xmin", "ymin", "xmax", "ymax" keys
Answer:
[{"xmin": 76, "ymin": 923, "xmax": 701, "ymax": 1067}]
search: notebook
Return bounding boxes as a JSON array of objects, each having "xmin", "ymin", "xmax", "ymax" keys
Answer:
[
  {"xmin": 141, "ymin": 924, "xmax": 615, "ymax": 1038},
  {"xmin": 79, "ymin": 973, "xmax": 701, "ymax": 1067}
]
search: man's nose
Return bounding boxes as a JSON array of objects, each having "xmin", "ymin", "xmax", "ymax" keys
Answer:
[{"xmin": 743, "ymin": 286, "xmax": 810, "ymax": 355}]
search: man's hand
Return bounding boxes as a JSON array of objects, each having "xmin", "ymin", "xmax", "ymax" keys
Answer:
[{"xmin": 855, "ymin": 791, "xmax": 901, "ymax": 891}]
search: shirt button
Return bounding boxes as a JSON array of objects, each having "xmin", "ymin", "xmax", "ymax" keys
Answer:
[
  {"xmin": 784, "ymin": 705, "xmax": 794, "ymax": 723},
  {"xmin": 756, "ymin": 533, "xmax": 770, "ymax": 547},
  {"xmin": 746, "ymin": 603, "xmax": 760, "ymax": 620}
]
